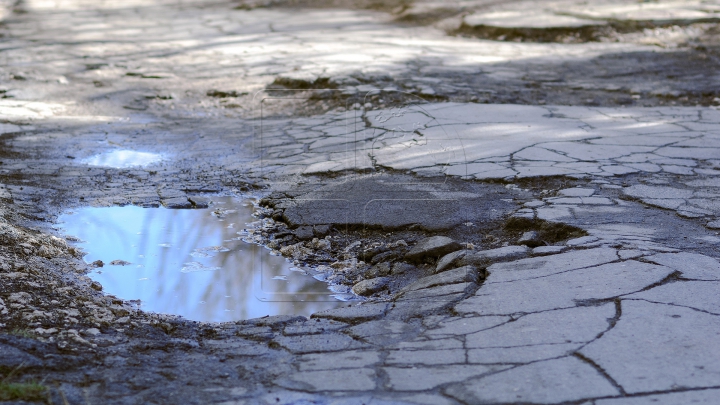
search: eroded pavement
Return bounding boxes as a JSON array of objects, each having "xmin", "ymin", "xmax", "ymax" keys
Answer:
[{"xmin": 2, "ymin": 1, "xmax": 720, "ymax": 404}]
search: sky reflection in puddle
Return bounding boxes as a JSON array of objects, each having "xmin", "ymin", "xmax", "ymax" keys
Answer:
[
  {"xmin": 58, "ymin": 197, "xmax": 345, "ymax": 322},
  {"xmin": 82, "ymin": 150, "xmax": 162, "ymax": 168}
]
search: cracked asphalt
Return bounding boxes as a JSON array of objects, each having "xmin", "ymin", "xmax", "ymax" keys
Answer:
[{"xmin": 2, "ymin": 0, "xmax": 720, "ymax": 404}]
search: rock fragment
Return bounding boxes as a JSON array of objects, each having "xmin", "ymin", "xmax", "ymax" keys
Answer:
[
  {"xmin": 391, "ymin": 262, "xmax": 415, "ymax": 275},
  {"xmin": 401, "ymin": 265, "xmax": 480, "ymax": 293},
  {"xmin": 293, "ymin": 226, "xmax": 314, "ymax": 241},
  {"xmin": 517, "ymin": 231, "xmax": 542, "ymax": 247},
  {"xmin": 405, "ymin": 236, "xmax": 462, "ymax": 262},
  {"xmin": 313, "ymin": 224, "xmax": 331, "ymax": 237},
  {"xmin": 457, "ymin": 246, "xmax": 530, "ymax": 268},
  {"xmin": 311, "ymin": 303, "xmax": 390, "ymax": 323},
  {"xmin": 188, "ymin": 196, "xmax": 211, "ymax": 208},
  {"xmin": 435, "ymin": 250, "xmax": 468, "ymax": 273},
  {"xmin": 109, "ymin": 259, "xmax": 131, "ymax": 266},
  {"xmin": 352, "ymin": 277, "xmax": 390, "ymax": 296},
  {"xmin": 365, "ymin": 262, "xmax": 391, "ymax": 278},
  {"xmin": 532, "ymin": 246, "xmax": 566, "ymax": 255},
  {"xmin": 162, "ymin": 197, "xmax": 193, "ymax": 209},
  {"xmin": 370, "ymin": 250, "xmax": 400, "ymax": 265}
]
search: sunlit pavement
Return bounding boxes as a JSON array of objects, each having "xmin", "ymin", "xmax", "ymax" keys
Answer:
[{"xmin": 2, "ymin": 1, "xmax": 720, "ymax": 404}]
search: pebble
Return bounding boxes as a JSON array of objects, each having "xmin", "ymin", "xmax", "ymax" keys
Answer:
[
  {"xmin": 365, "ymin": 262, "xmax": 391, "ymax": 278},
  {"xmin": 401, "ymin": 265, "xmax": 480, "ymax": 293},
  {"xmin": 517, "ymin": 231, "xmax": 542, "ymax": 248},
  {"xmin": 405, "ymin": 236, "xmax": 462, "ymax": 262},
  {"xmin": 294, "ymin": 226, "xmax": 314, "ymax": 240},
  {"xmin": 435, "ymin": 250, "xmax": 468, "ymax": 274},
  {"xmin": 532, "ymin": 245, "xmax": 567, "ymax": 255},
  {"xmin": 457, "ymin": 246, "xmax": 530, "ymax": 268},
  {"xmin": 352, "ymin": 277, "xmax": 391, "ymax": 296}
]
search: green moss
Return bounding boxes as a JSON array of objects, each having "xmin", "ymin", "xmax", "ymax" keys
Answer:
[
  {"xmin": 0, "ymin": 381, "xmax": 47, "ymax": 401},
  {"xmin": 504, "ymin": 217, "xmax": 588, "ymax": 243},
  {"xmin": 9, "ymin": 328, "xmax": 36, "ymax": 339}
]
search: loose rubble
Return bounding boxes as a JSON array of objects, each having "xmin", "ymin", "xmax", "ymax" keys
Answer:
[{"xmin": 2, "ymin": 0, "xmax": 720, "ymax": 404}]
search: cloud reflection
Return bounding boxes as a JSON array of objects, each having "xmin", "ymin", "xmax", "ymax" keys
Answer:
[
  {"xmin": 58, "ymin": 197, "xmax": 344, "ymax": 322},
  {"xmin": 82, "ymin": 150, "xmax": 163, "ymax": 168}
]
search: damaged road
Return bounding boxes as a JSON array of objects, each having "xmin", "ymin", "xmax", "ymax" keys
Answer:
[{"xmin": 1, "ymin": 0, "xmax": 720, "ymax": 404}]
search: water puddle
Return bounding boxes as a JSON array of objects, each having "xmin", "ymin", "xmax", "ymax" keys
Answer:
[
  {"xmin": 58, "ymin": 196, "xmax": 346, "ymax": 322},
  {"xmin": 82, "ymin": 150, "xmax": 162, "ymax": 168}
]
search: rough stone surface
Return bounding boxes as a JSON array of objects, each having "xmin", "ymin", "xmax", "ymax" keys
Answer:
[
  {"xmin": 4, "ymin": 0, "xmax": 720, "ymax": 403},
  {"xmin": 161, "ymin": 197, "xmax": 193, "ymax": 209},
  {"xmin": 456, "ymin": 260, "xmax": 674, "ymax": 315},
  {"xmin": 435, "ymin": 249, "xmax": 467, "ymax": 273},
  {"xmin": 311, "ymin": 303, "xmax": 390, "ymax": 323},
  {"xmin": 645, "ymin": 252, "xmax": 720, "ymax": 280},
  {"xmin": 532, "ymin": 245, "xmax": 567, "ymax": 255},
  {"xmin": 397, "ymin": 282, "xmax": 474, "ymax": 301},
  {"xmin": 581, "ymin": 300, "xmax": 720, "ymax": 394},
  {"xmin": 405, "ymin": 236, "xmax": 462, "ymax": 262},
  {"xmin": 517, "ymin": 230, "xmax": 542, "ymax": 247},
  {"xmin": 444, "ymin": 357, "xmax": 620, "ymax": 403},
  {"xmin": 400, "ymin": 265, "xmax": 479, "ymax": 293},
  {"xmin": 456, "ymin": 245, "xmax": 531, "ymax": 268},
  {"xmin": 352, "ymin": 277, "xmax": 390, "ymax": 296}
]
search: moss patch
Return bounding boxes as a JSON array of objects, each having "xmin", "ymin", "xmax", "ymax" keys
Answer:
[
  {"xmin": 0, "ymin": 381, "xmax": 47, "ymax": 402},
  {"xmin": 9, "ymin": 328, "xmax": 36, "ymax": 339},
  {"xmin": 504, "ymin": 217, "xmax": 588, "ymax": 243}
]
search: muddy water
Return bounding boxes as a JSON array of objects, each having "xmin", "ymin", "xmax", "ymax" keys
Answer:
[{"xmin": 58, "ymin": 197, "xmax": 344, "ymax": 322}]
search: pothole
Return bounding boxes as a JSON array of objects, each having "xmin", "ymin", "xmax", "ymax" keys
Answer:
[
  {"xmin": 81, "ymin": 150, "xmax": 163, "ymax": 168},
  {"xmin": 57, "ymin": 196, "xmax": 345, "ymax": 322}
]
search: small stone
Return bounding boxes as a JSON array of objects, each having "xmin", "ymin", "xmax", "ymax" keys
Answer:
[
  {"xmin": 352, "ymin": 277, "xmax": 390, "ymax": 296},
  {"xmin": 109, "ymin": 259, "xmax": 131, "ymax": 266},
  {"xmin": 405, "ymin": 236, "xmax": 462, "ymax": 262},
  {"xmin": 91, "ymin": 260, "xmax": 104, "ymax": 268},
  {"xmin": 566, "ymin": 236, "xmax": 600, "ymax": 247},
  {"xmin": 371, "ymin": 250, "xmax": 399, "ymax": 265},
  {"xmin": 435, "ymin": 250, "xmax": 468, "ymax": 273},
  {"xmin": 311, "ymin": 302, "xmax": 390, "ymax": 323},
  {"xmin": 83, "ymin": 328, "xmax": 101, "ymax": 336},
  {"xmin": 162, "ymin": 197, "xmax": 193, "ymax": 209},
  {"xmin": 313, "ymin": 224, "xmax": 331, "ymax": 237},
  {"xmin": 532, "ymin": 246, "xmax": 566, "ymax": 255},
  {"xmin": 361, "ymin": 246, "xmax": 388, "ymax": 261},
  {"xmin": 401, "ymin": 265, "xmax": 480, "ymax": 293},
  {"xmin": 188, "ymin": 196, "xmax": 211, "ymax": 208},
  {"xmin": 365, "ymin": 262, "xmax": 391, "ymax": 278},
  {"xmin": 294, "ymin": 226, "xmax": 314, "ymax": 241},
  {"xmin": 398, "ymin": 282, "xmax": 474, "ymax": 301},
  {"xmin": 518, "ymin": 231, "xmax": 542, "ymax": 248},
  {"xmin": 90, "ymin": 281, "xmax": 103, "ymax": 291},
  {"xmin": 457, "ymin": 246, "xmax": 530, "ymax": 268},
  {"xmin": 391, "ymin": 262, "xmax": 415, "ymax": 275}
]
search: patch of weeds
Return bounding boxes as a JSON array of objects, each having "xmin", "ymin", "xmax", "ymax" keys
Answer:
[
  {"xmin": 9, "ymin": 328, "xmax": 36, "ymax": 339},
  {"xmin": 504, "ymin": 217, "xmax": 588, "ymax": 243},
  {"xmin": 207, "ymin": 90, "xmax": 247, "ymax": 98},
  {"xmin": 269, "ymin": 76, "xmax": 336, "ymax": 90},
  {"xmin": 0, "ymin": 363, "xmax": 47, "ymax": 402},
  {"xmin": 0, "ymin": 381, "xmax": 47, "ymax": 401}
]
